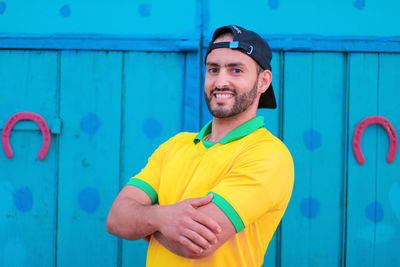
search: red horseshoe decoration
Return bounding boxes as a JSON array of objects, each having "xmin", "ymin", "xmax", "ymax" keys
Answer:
[
  {"xmin": 353, "ymin": 115, "xmax": 397, "ymax": 165},
  {"xmin": 2, "ymin": 112, "xmax": 51, "ymax": 160}
]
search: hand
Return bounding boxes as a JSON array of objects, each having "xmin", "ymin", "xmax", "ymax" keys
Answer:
[
  {"xmin": 154, "ymin": 231, "xmax": 204, "ymax": 259},
  {"xmin": 155, "ymin": 194, "xmax": 221, "ymax": 254}
]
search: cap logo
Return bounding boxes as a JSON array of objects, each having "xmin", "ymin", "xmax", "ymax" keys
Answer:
[
  {"xmin": 231, "ymin": 25, "xmax": 242, "ymax": 34},
  {"xmin": 247, "ymin": 45, "xmax": 253, "ymax": 55},
  {"xmin": 229, "ymin": 41, "xmax": 239, "ymax": 48}
]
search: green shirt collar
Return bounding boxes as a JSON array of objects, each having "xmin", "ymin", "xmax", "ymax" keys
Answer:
[{"xmin": 194, "ymin": 116, "xmax": 265, "ymax": 145}]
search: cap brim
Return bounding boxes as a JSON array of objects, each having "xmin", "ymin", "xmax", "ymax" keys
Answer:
[{"xmin": 258, "ymin": 84, "xmax": 277, "ymax": 109}]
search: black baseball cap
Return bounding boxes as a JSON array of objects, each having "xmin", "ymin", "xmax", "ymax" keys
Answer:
[{"xmin": 205, "ymin": 25, "xmax": 277, "ymax": 109}]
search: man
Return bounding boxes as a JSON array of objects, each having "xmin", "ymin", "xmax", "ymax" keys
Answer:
[{"xmin": 107, "ymin": 25, "xmax": 294, "ymax": 267}]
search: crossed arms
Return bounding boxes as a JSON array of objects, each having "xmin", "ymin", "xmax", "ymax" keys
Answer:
[{"xmin": 106, "ymin": 185, "xmax": 236, "ymax": 259}]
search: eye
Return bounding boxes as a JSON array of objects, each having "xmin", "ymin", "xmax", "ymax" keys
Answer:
[
  {"xmin": 232, "ymin": 68, "xmax": 242, "ymax": 74},
  {"xmin": 208, "ymin": 67, "xmax": 218, "ymax": 73}
]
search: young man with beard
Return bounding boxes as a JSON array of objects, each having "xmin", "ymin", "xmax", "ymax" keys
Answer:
[{"xmin": 107, "ymin": 25, "xmax": 294, "ymax": 267}]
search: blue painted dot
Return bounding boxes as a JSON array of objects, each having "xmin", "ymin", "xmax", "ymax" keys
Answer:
[
  {"xmin": 300, "ymin": 197, "xmax": 320, "ymax": 218},
  {"xmin": 365, "ymin": 201, "xmax": 384, "ymax": 223},
  {"xmin": 138, "ymin": 3, "xmax": 151, "ymax": 16},
  {"xmin": 303, "ymin": 129, "xmax": 322, "ymax": 150},
  {"xmin": 0, "ymin": 2, "xmax": 6, "ymax": 14},
  {"xmin": 353, "ymin": 0, "xmax": 365, "ymax": 10},
  {"xmin": 268, "ymin": 0, "xmax": 279, "ymax": 9},
  {"xmin": 60, "ymin": 5, "xmax": 71, "ymax": 17},
  {"xmin": 13, "ymin": 187, "xmax": 33, "ymax": 212},
  {"xmin": 80, "ymin": 113, "xmax": 101, "ymax": 137},
  {"xmin": 142, "ymin": 118, "xmax": 163, "ymax": 139},
  {"xmin": 78, "ymin": 187, "xmax": 100, "ymax": 213}
]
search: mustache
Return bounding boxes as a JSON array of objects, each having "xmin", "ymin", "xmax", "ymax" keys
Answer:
[{"xmin": 210, "ymin": 88, "xmax": 237, "ymax": 96}]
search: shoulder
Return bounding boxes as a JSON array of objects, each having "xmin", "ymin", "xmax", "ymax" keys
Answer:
[
  {"xmin": 157, "ymin": 132, "xmax": 197, "ymax": 151},
  {"xmin": 242, "ymin": 128, "xmax": 293, "ymax": 161},
  {"xmin": 166, "ymin": 132, "xmax": 197, "ymax": 144}
]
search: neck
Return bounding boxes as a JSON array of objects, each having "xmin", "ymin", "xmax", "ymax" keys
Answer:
[{"xmin": 207, "ymin": 108, "xmax": 257, "ymax": 143}]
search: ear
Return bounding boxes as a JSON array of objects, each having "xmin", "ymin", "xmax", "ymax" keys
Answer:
[{"xmin": 257, "ymin": 70, "xmax": 272, "ymax": 94}]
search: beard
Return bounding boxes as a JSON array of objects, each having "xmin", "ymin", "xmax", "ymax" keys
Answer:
[{"xmin": 205, "ymin": 80, "xmax": 258, "ymax": 118}]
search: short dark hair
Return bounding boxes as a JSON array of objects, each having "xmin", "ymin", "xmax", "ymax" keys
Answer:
[{"xmin": 256, "ymin": 64, "xmax": 264, "ymax": 75}]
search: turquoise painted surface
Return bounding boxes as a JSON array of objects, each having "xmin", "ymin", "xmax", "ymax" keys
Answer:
[
  {"xmin": 346, "ymin": 53, "xmax": 400, "ymax": 266},
  {"xmin": 207, "ymin": 0, "xmax": 400, "ymax": 37},
  {"xmin": 0, "ymin": 0, "xmax": 196, "ymax": 35},
  {"xmin": 57, "ymin": 51, "xmax": 122, "ymax": 266},
  {"xmin": 346, "ymin": 53, "xmax": 380, "ymax": 267},
  {"xmin": 1, "ymin": 0, "xmax": 399, "ymax": 37},
  {"xmin": 0, "ymin": 50, "xmax": 58, "ymax": 266},
  {"xmin": 282, "ymin": 52, "xmax": 346, "ymax": 266}
]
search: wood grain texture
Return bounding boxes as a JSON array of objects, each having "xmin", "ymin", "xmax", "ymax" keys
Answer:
[
  {"xmin": 0, "ymin": 50, "xmax": 58, "ymax": 266},
  {"xmin": 346, "ymin": 53, "xmax": 400, "ymax": 267},
  {"xmin": 282, "ymin": 52, "xmax": 346, "ymax": 267},
  {"xmin": 57, "ymin": 50, "xmax": 122, "ymax": 266}
]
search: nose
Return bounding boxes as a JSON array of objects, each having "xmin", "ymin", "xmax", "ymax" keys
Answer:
[{"xmin": 214, "ymin": 69, "xmax": 230, "ymax": 89}]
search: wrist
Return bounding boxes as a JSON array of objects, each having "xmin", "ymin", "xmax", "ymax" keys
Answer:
[{"xmin": 145, "ymin": 204, "xmax": 162, "ymax": 232}]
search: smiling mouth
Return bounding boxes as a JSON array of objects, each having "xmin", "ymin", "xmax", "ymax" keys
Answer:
[{"xmin": 214, "ymin": 93, "xmax": 234, "ymax": 99}]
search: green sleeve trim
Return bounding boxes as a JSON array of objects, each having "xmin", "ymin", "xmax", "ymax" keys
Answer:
[
  {"xmin": 126, "ymin": 178, "xmax": 158, "ymax": 204},
  {"xmin": 209, "ymin": 192, "xmax": 245, "ymax": 233}
]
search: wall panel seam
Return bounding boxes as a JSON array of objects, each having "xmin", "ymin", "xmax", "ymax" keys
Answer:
[
  {"xmin": 118, "ymin": 52, "xmax": 126, "ymax": 267},
  {"xmin": 343, "ymin": 51, "xmax": 350, "ymax": 267},
  {"xmin": 54, "ymin": 49, "xmax": 62, "ymax": 267}
]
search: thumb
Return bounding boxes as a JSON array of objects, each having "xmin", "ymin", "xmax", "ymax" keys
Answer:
[{"xmin": 189, "ymin": 193, "xmax": 213, "ymax": 208}]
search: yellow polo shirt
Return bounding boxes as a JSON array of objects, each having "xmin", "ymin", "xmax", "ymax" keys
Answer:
[{"xmin": 126, "ymin": 116, "xmax": 294, "ymax": 267}]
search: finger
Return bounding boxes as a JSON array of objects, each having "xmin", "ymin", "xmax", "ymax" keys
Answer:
[
  {"xmin": 188, "ymin": 221, "xmax": 218, "ymax": 245},
  {"xmin": 178, "ymin": 235, "xmax": 204, "ymax": 254},
  {"xmin": 192, "ymin": 211, "xmax": 221, "ymax": 234},
  {"xmin": 184, "ymin": 229, "xmax": 212, "ymax": 250},
  {"xmin": 189, "ymin": 194, "xmax": 213, "ymax": 208}
]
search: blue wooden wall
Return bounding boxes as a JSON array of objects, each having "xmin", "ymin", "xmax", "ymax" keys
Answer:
[{"xmin": 1, "ymin": 0, "xmax": 399, "ymax": 266}]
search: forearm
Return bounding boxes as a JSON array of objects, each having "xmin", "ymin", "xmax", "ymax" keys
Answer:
[
  {"xmin": 106, "ymin": 197, "xmax": 159, "ymax": 240},
  {"xmin": 107, "ymin": 189, "xmax": 222, "ymax": 258},
  {"xmin": 154, "ymin": 201, "xmax": 236, "ymax": 259}
]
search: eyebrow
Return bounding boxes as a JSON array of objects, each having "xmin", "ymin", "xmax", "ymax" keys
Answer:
[{"xmin": 206, "ymin": 61, "xmax": 246, "ymax": 67}]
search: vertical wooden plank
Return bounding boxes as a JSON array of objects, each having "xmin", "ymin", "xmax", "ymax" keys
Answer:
[
  {"xmin": 121, "ymin": 52, "xmax": 184, "ymax": 267},
  {"xmin": 0, "ymin": 50, "xmax": 58, "ymax": 266},
  {"xmin": 58, "ymin": 50, "xmax": 122, "ymax": 266},
  {"xmin": 347, "ymin": 53, "xmax": 400, "ymax": 266},
  {"xmin": 183, "ymin": 52, "xmax": 201, "ymax": 132},
  {"xmin": 282, "ymin": 52, "xmax": 345, "ymax": 266},
  {"xmin": 260, "ymin": 51, "xmax": 281, "ymax": 267},
  {"xmin": 281, "ymin": 52, "xmax": 313, "ymax": 267},
  {"xmin": 375, "ymin": 53, "xmax": 400, "ymax": 266},
  {"xmin": 346, "ymin": 53, "xmax": 379, "ymax": 267}
]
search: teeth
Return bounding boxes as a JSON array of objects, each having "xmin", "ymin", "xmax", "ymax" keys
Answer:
[{"xmin": 215, "ymin": 94, "xmax": 232, "ymax": 99}]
